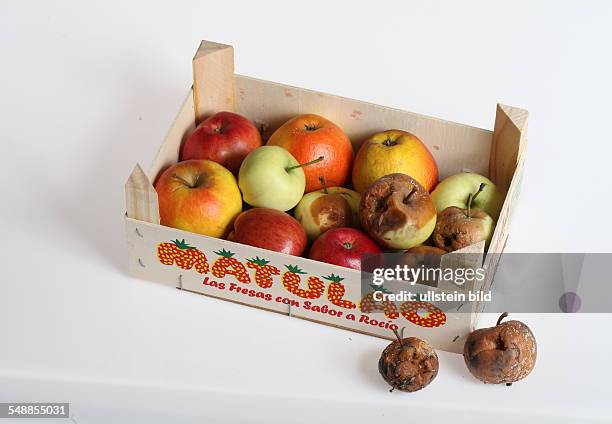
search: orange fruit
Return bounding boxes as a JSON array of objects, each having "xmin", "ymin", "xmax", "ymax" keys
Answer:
[{"xmin": 267, "ymin": 114, "xmax": 353, "ymax": 192}]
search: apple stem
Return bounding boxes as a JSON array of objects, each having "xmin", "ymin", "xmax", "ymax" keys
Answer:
[
  {"xmin": 383, "ymin": 138, "xmax": 398, "ymax": 147},
  {"xmin": 285, "ymin": 156, "xmax": 324, "ymax": 172},
  {"xmin": 392, "ymin": 327, "xmax": 406, "ymax": 346},
  {"xmin": 392, "ymin": 328, "xmax": 403, "ymax": 345},
  {"xmin": 319, "ymin": 176, "xmax": 328, "ymax": 194},
  {"xmin": 496, "ymin": 312, "xmax": 509, "ymax": 326},
  {"xmin": 172, "ymin": 173, "xmax": 194, "ymax": 188},
  {"xmin": 466, "ymin": 183, "xmax": 486, "ymax": 218}
]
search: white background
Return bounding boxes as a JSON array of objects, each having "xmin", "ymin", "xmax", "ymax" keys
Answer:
[{"xmin": 1, "ymin": 0, "xmax": 611, "ymax": 423}]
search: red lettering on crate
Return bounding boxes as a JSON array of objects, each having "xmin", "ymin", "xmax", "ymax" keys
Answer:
[
  {"xmin": 228, "ymin": 283, "xmax": 272, "ymax": 301},
  {"xmin": 202, "ymin": 276, "xmax": 225, "ymax": 290},
  {"xmin": 275, "ymin": 296, "xmax": 300, "ymax": 307},
  {"xmin": 303, "ymin": 302, "xmax": 344, "ymax": 318},
  {"xmin": 358, "ymin": 314, "xmax": 398, "ymax": 330}
]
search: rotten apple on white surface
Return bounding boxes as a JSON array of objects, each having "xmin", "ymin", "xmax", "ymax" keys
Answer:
[{"xmin": 463, "ymin": 312, "xmax": 537, "ymax": 385}]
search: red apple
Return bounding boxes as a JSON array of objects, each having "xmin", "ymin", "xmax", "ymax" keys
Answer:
[
  {"xmin": 155, "ymin": 159, "xmax": 242, "ymax": 238},
  {"xmin": 181, "ymin": 111, "xmax": 262, "ymax": 174},
  {"xmin": 228, "ymin": 208, "xmax": 307, "ymax": 256},
  {"xmin": 308, "ymin": 228, "xmax": 382, "ymax": 270}
]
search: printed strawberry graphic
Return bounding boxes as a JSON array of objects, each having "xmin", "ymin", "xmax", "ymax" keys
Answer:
[
  {"xmin": 282, "ymin": 265, "xmax": 324, "ymax": 299},
  {"xmin": 157, "ymin": 239, "xmax": 209, "ymax": 274},
  {"xmin": 400, "ymin": 301, "xmax": 446, "ymax": 328},
  {"xmin": 245, "ymin": 256, "xmax": 280, "ymax": 289},
  {"xmin": 324, "ymin": 274, "xmax": 356, "ymax": 310},
  {"xmin": 359, "ymin": 287, "xmax": 399, "ymax": 319},
  {"xmin": 361, "ymin": 285, "xmax": 392, "ymax": 308},
  {"xmin": 211, "ymin": 248, "xmax": 251, "ymax": 284}
]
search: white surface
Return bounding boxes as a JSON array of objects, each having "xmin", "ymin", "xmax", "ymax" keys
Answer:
[{"xmin": 1, "ymin": 0, "xmax": 611, "ymax": 422}]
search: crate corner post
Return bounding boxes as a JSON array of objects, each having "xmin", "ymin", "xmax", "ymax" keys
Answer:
[
  {"xmin": 489, "ymin": 103, "xmax": 529, "ymax": 192},
  {"xmin": 192, "ymin": 40, "xmax": 236, "ymax": 124},
  {"xmin": 482, "ymin": 104, "xmax": 529, "ymax": 310},
  {"xmin": 125, "ymin": 163, "xmax": 160, "ymax": 224}
]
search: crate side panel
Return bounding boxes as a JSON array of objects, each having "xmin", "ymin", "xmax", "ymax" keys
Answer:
[
  {"xmin": 480, "ymin": 104, "xmax": 528, "ymax": 308},
  {"xmin": 482, "ymin": 152, "xmax": 526, "ymax": 292},
  {"xmin": 125, "ymin": 218, "xmax": 470, "ymax": 354},
  {"xmin": 235, "ymin": 75, "xmax": 493, "ymax": 179},
  {"xmin": 489, "ymin": 104, "xmax": 528, "ymax": 193}
]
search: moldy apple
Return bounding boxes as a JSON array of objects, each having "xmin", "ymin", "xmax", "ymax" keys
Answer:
[
  {"xmin": 359, "ymin": 173, "xmax": 436, "ymax": 249},
  {"xmin": 433, "ymin": 183, "xmax": 494, "ymax": 252},
  {"xmin": 379, "ymin": 329, "xmax": 439, "ymax": 392},
  {"xmin": 464, "ymin": 312, "xmax": 537, "ymax": 385},
  {"xmin": 294, "ymin": 177, "xmax": 361, "ymax": 241}
]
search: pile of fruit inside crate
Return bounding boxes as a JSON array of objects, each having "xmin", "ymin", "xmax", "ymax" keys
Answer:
[{"xmin": 155, "ymin": 110, "xmax": 504, "ymax": 271}]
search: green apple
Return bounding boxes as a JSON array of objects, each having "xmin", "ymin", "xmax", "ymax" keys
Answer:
[
  {"xmin": 432, "ymin": 184, "xmax": 495, "ymax": 252},
  {"xmin": 294, "ymin": 186, "xmax": 361, "ymax": 240},
  {"xmin": 238, "ymin": 146, "xmax": 306, "ymax": 211},
  {"xmin": 431, "ymin": 172, "xmax": 503, "ymax": 220}
]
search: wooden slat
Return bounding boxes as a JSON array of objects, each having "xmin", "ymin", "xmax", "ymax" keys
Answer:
[
  {"xmin": 125, "ymin": 216, "xmax": 471, "ymax": 354},
  {"xmin": 192, "ymin": 40, "xmax": 236, "ymax": 124},
  {"xmin": 235, "ymin": 76, "xmax": 494, "ymax": 179},
  {"xmin": 489, "ymin": 103, "xmax": 528, "ymax": 193},
  {"xmin": 125, "ymin": 163, "xmax": 159, "ymax": 224},
  {"xmin": 480, "ymin": 104, "xmax": 529, "ymax": 316}
]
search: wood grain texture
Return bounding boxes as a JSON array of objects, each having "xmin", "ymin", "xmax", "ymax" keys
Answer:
[
  {"xmin": 489, "ymin": 103, "xmax": 528, "ymax": 193},
  {"xmin": 236, "ymin": 76, "xmax": 494, "ymax": 179},
  {"xmin": 145, "ymin": 78, "xmax": 495, "ymax": 186},
  {"xmin": 479, "ymin": 104, "xmax": 529, "ymax": 312},
  {"xmin": 125, "ymin": 163, "xmax": 159, "ymax": 224},
  {"xmin": 192, "ymin": 40, "xmax": 235, "ymax": 124},
  {"xmin": 487, "ymin": 103, "xmax": 528, "ymax": 255}
]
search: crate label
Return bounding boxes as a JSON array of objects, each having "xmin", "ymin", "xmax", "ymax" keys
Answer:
[{"xmin": 126, "ymin": 219, "xmax": 471, "ymax": 353}]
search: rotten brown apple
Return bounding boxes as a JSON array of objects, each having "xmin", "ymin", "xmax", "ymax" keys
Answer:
[
  {"xmin": 379, "ymin": 329, "xmax": 439, "ymax": 392},
  {"xmin": 359, "ymin": 173, "xmax": 436, "ymax": 249},
  {"xmin": 464, "ymin": 312, "xmax": 537, "ymax": 385},
  {"xmin": 294, "ymin": 177, "xmax": 361, "ymax": 240},
  {"xmin": 432, "ymin": 183, "xmax": 495, "ymax": 252}
]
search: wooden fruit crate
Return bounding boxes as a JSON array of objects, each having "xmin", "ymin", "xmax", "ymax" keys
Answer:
[{"xmin": 125, "ymin": 40, "xmax": 527, "ymax": 354}]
